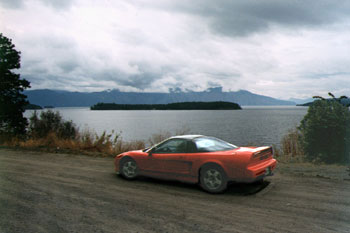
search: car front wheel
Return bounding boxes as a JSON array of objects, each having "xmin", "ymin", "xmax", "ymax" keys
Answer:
[
  {"xmin": 200, "ymin": 165, "xmax": 227, "ymax": 193},
  {"xmin": 120, "ymin": 158, "xmax": 139, "ymax": 180}
]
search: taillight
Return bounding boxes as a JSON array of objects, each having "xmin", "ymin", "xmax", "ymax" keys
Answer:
[
  {"xmin": 252, "ymin": 152, "xmax": 260, "ymax": 158},
  {"xmin": 252, "ymin": 147, "xmax": 273, "ymax": 159}
]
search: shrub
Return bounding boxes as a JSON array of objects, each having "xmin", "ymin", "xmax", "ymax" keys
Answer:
[
  {"xmin": 299, "ymin": 98, "xmax": 350, "ymax": 163},
  {"xmin": 28, "ymin": 110, "xmax": 77, "ymax": 140}
]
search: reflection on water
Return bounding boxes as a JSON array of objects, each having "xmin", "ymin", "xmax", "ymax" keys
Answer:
[{"xmin": 25, "ymin": 106, "xmax": 308, "ymax": 147}]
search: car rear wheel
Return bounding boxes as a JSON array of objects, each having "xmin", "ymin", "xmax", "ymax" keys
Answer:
[
  {"xmin": 200, "ymin": 165, "xmax": 227, "ymax": 193},
  {"xmin": 120, "ymin": 158, "xmax": 138, "ymax": 180}
]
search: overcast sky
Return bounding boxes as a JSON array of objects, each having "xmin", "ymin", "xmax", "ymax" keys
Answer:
[{"xmin": 1, "ymin": 0, "xmax": 350, "ymax": 99}]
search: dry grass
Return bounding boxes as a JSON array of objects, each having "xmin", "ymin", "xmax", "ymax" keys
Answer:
[
  {"xmin": 275, "ymin": 127, "xmax": 306, "ymax": 163},
  {"xmin": 281, "ymin": 128, "xmax": 304, "ymax": 156},
  {"xmin": 2, "ymin": 130, "xmax": 145, "ymax": 157},
  {"xmin": 1, "ymin": 112, "xmax": 206, "ymax": 157},
  {"xmin": 1, "ymin": 127, "xmax": 192, "ymax": 157}
]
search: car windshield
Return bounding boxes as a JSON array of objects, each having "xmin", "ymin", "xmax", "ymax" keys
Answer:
[{"xmin": 194, "ymin": 137, "xmax": 237, "ymax": 152}]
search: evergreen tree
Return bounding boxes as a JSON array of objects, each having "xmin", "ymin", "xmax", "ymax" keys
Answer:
[{"xmin": 0, "ymin": 33, "xmax": 30, "ymax": 137}]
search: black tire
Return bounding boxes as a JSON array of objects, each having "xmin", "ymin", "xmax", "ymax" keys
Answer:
[
  {"xmin": 119, "ymin": 158, "xmax": 139, "ymax": 180},
  {"xmin": 199, "ymin": 164, "xmax": 227, "ymax": 193},
  {"xmin": 253, "ymin": 178, "xmax": 264, "ymax": 185}
]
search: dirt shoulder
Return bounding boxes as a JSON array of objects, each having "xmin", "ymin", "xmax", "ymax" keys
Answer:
[{"xmin": 0, "ymin": 149, "xmax": 349, "ymax": 233}]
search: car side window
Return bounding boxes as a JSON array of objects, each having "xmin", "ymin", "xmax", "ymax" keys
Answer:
[
  {"xmin": 187, "ymin": 141, "xmax": 197, "ymax": 153},
  {"xmin": 153, "ymin": 139, "xmax": 188, "ymax": 153}
]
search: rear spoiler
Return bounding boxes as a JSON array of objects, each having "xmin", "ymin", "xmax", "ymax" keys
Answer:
[{"xmin": 252, "ymin": 146, "xmax": 273, "ymax": 158}]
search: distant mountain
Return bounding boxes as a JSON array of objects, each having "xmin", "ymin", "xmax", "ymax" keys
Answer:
[
  {"xmin": 24, "ymin": 88, "xmax": 296, "ymax": 107},
  {"xmin": 297, "ymin": 98, "xmax": 350, "ymax": 107},
  {"xmin": 288, "ymin": 97, "xmax": 314, "ymax": 105}
]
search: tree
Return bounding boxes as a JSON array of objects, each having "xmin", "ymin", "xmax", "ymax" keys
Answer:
[
  {"xmin": 0, "ymin": 33, "xmax": 30, "ymax": 137},
  {"xmin": 299, "ymin": 93, "xmax": 350, "ymax": 163}
]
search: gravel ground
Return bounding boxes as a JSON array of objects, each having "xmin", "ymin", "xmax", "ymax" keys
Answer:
[{"xmin": 0, "ymin": 149, "xmax": 349, "ymax": 233}]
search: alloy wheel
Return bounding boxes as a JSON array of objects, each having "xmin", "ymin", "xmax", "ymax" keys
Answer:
[
  {"xmin": 122, "ymin": 160, "xmax": 137, "ymax": 178},
  {"xmin": 203, "ymin": 169, "xmax": 223, "ymax": 190}
]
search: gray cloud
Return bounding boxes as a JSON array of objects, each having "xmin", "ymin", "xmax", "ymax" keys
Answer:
[
  {"xmin": 40, "ymin": 0, "xmax": 74, "ymax": 10},
  {"xmin": 22, "ymin": 74, "xmax": 66, "ymax": 90},
  {"xmin": 154, "ymin": 0, "xmax": 350, "ymax": 36},
  {"xmin": 305, "ymin": 72, "xmax": 350, "ymax": 80},
  {"xmin": 58, "ymin": 60, "xmax": 79, "ymax": 73},
  {"xmin": 203, "ymin": 71, "xmax": 240, "ymax": 80},
  {"xmin": 0, "ymin": 0, "xmax": 74, "ymax": 9},
  {"xmin": 83, "ymin": 64, "xmax": 163, "ymax": 91},
  {"xmin": 169, "ymin": 87, "xmax": 182, "ymax": 93},
  {"xmin": 0, "ymin": 0, "xmax": 23, "ymax": 8},
  {"xmin": 121, "ymin": 72, "xmax": 161, "ymax": 90},
  {"xmin": 21, "ymin": 35, "xmax": 79, "ymax": 70}
]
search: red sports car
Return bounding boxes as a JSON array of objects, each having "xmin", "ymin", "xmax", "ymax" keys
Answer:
[{"xmin": 114, "ymin": 135, "xmax": 277, "ymax": 193}]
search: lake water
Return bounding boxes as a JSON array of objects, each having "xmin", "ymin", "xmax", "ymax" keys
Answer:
[{"xmin": 24, "ymin": 106, "xmax": 308, "ymax": 147}]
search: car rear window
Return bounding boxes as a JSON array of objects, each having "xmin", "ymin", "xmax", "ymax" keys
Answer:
[{"xmin": 194, "ymin": 137, "xmax": 237, "ymax": 152}]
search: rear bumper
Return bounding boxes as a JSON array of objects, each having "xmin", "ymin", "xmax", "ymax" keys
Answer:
[{"xmin": 233, "ymin": 158, "xmax": 277, "ymax": 183}]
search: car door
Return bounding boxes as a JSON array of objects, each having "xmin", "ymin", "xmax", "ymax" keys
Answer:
[{"xmin": 147, "ymin": 139, "xmax": 192, "ymax": 176}]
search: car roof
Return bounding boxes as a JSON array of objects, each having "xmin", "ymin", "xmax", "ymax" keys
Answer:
[{"xmin": 170, "ymin": 135, "xmax": 204, "ymax": 140}]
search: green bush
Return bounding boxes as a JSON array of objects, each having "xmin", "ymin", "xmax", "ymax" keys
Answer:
[
  {"xmin": 28, "ymin": 110, "xmax": 77, "ymax": 139},
  {"xmin": 299, "ymin": 98, "xmax": 350, "ymax": 163}
]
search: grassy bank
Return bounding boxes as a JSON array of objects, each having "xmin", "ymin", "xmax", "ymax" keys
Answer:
[
  {"xmin": 0, "ymin": 110, "xmax": 193, "ymax": 156},
  {"xmin": 2, "ymin": 130, "xmax": 146, "ymax": 156},
  {"xmin": 2, "ymin": 130, "xmax": 189, "ymax": 157}
]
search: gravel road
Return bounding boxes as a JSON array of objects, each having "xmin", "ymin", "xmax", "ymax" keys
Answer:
[{"xmin": 0, "ymin": 149, "xmax": 349, "ymax": 233}]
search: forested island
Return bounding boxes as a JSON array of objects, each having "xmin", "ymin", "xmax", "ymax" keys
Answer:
[
  {"xmin": 24, "ymin": 103, "xmax": 43, "ymax": 110},
  {"xmin": 23, "ymin": 104, "xmax": 55, "ymax": 110},
  {"xmin": 90, "ymin": 101, "xmax": 242, "ymax": 110}
]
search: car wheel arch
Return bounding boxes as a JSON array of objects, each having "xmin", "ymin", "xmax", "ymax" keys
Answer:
[
  {"xmin": 119, "ymin": 156, "xmax": 136, "ymax": 168},
  {"xmin": 120, "ymin": 155, "xmax": 134, "ymax": 162},
  {"xmin": 198, "ymin": 162, "xmax": 227, "ymax": 180}
]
